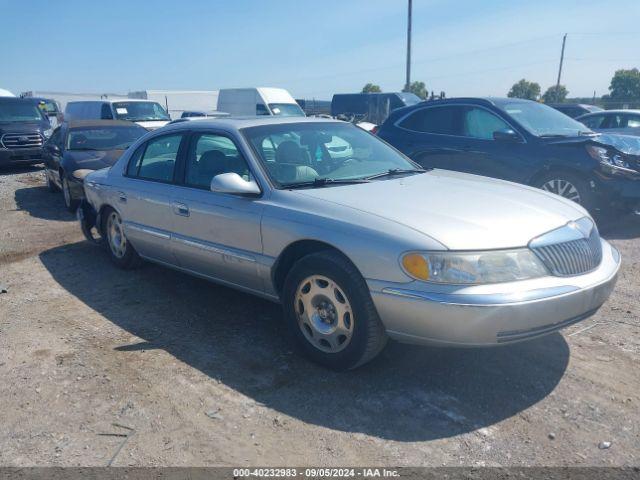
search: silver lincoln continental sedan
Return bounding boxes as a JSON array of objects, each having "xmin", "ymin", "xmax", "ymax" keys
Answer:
[{"xmin": 78, "ymin": 117, "xmax": 621, "ymax": 370}]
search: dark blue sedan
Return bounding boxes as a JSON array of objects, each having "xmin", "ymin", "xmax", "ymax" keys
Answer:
[{"xmin": 377, "ymin": 97, "xmax": 640, "ymax": 213}]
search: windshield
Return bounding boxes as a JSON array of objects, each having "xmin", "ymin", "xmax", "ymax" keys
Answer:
[
  {"xmin": 397, "ymin": 92, "xmax": 421, "ymax": 106},
  {"xmin": 243, "ymin": 122, "xmax": 421, "ymax": 188},
  {"xmin": 111, "ymin": 102, "xmax": 170, "ymax": 122},
  {"xmin": 66, "ymin": 126, "xmax": 147, "ymax": 151},
  {"xmin": 0, "ymin": 101, "xmax": 44, "ymax": 122},
  {"xmin": 268, "ymin": 103, "xmax": 305, "ymax": 117},
  {"xmin": 36, "ymin": 100, "xmax": 59, "ymax": 114},
  {"xmin": 501, "ymin": 101, "xmax": 593, "ymax": 137}
]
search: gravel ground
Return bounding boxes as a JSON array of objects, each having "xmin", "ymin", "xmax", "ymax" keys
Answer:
[{"xmin": 0, "ymin": 166, "xmax": 639, "ymax": 467}]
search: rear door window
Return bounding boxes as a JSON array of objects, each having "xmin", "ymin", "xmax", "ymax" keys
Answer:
[
  {"xmin": 398, "ymin": 106, "xmax": 460, "ymax": 135},
  {"xmin": 127, "ymin": 134, "xmax": 184, "ymax": 182}
]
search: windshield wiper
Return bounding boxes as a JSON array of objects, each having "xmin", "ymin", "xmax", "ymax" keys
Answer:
[
  {"xmin": 69, "ymin": 147, "xmax": 99, "ymax": 151},
  {"xmin": 364, "ymin": 168, "xmax": 427, "ymax": 180},
  {"xmin": 282, "ymin": 177, "xmax": 371, "ymax": 189}
]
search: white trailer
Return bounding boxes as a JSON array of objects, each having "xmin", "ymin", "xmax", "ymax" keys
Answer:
[
  {"xmin": 0, "ymin": 88, "xmax": 15, "ymax": 97},
  {"xmin": 128, "ymin": 90, "xmax": 219, "ymax": 120}
]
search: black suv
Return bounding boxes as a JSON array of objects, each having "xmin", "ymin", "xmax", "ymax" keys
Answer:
[
  {"xmin": 0, "ymin": 97, "xmax": 52, "ymax": 167},
  {"xmin": 377, "ymin": 97, "xmax": 640, "ymax": 213}
]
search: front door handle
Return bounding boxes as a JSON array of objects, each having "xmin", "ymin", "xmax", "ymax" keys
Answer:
[
  {"xmin": 172, "ymin": 202, "xmax": 190, "ymax": 217},
  {"xmin": 118, "ymin": 192, "xmax": 127, "ymax": 203}
]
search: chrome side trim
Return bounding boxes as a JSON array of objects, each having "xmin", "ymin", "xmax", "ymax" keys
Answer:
[
  {"xmin": 124, "ymin": 222, "xmax": 171, "ymax": 240},
  {"xmin": 172, "ymin": 234, "xmax": 256, "ymax": 263},
  {"xmin": 380, "ymin": 285, "xmax": 580, "ymax": 307}
]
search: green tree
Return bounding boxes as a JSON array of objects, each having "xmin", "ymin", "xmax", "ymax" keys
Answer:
[
  {"xmin": 507, "ymin": 79, "xmax": 541, "ymax": 100},
  {"xmin": 362, "ymin": 83, "xmax": 382, "ymax": 93},
  {"xmin": 542, "ymin": 85, "xmax": 568, "ymax": 103},
  {"xmin": 404, "ymin": 81, "xmax": 428, "ymax": 99},
  {"xmin": 609, "ymin": 68, "xmax": 640, "ymax": 100}
]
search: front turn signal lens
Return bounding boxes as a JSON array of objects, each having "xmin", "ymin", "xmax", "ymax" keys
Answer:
[{"xmin": 402, "ymin": 253, "xmax": 430, "ymax": 281}]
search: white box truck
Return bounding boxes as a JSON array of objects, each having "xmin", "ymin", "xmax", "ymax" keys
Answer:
[{"xmin": 217, "ymin": 87, "xmax": 305, "ymax": 117}]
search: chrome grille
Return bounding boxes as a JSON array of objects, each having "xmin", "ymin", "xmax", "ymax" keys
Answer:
[
  {"xmin": 531, "ymin": 226, "xmax": 602, "ymax": 277},
  {"xmin": 1, "ymin": 133, "xmax": 43, "ymax": 149}
]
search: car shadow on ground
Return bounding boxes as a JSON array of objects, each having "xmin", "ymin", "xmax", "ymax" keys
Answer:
[
  {"xmin": 14, "ymin": 185, "xmax": 75, "ymax": 222},
  {"xmin": 597, "ymin": 212, "xmax": 640, "ymax": 240},
  {"xmin": 40, "ymin": 241, "xmax": 570, "ymax": 442}
]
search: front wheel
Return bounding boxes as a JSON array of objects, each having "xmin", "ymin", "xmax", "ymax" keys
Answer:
[
  {"xmin": 62, "ymin": 176, "xmax": 79, "ymax": 212},
  {"xmin": 535, "ymin": 171, "xmax": 595, "ymax": 210},
  {"xmin": 282, "ymin": 251, "xmax": 387, "ymax": 370},
  {"xmin": 45, "ymin": 170, "xmax": 59, "ymax": 192},
  {"xmin": 102, "ymin": 207, "xmax": 142, "ymax": 269}
]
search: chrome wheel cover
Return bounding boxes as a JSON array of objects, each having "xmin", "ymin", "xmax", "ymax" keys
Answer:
[
  {"xmin": 62, "ymin": 178, "xmax": 71, "ymax": 208},
  {"xmin": 541, "ymin": 178, "xmax": 581, "ymax": 203},
  {"xmin": 107, "ymin": 211, "xmax": 127, "ymax": 259},
  {"xmin": 295, "ymin": 275, "xmax": 354, "ymax": 353}
]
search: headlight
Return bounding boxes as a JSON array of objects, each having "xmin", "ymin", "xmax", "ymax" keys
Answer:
[
  {"xmin": 43, "ymin": 128, "xmax": 53, "ymax": 139},
  {"xmin": 586, "ymin": 144, "xmax": 634, "ymax": 172},
  {"xmin": 401, "ymin": 249, "xmax": 548, "ymax": 284}
]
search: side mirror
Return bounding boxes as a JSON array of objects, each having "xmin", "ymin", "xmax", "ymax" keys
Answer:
[
  {"xmin": 493, "ymin": 129, "xmax": 521, "ymax": 142},
  {"xmin": 47, "ymin": 144, "xmax": 61, "ymax": 156},
  {"xmin": 210, "ymin": 172, "xmax": 260, "ymax": 196}
]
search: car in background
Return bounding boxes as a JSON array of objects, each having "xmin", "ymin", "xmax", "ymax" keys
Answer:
[
  {"xmin": 547, "ymin": 103, "xmax": 603, "ymax": 118},
  {"xmin": 180, "ymin": 111, "xmax": 230, "ymax": 119},
  {"xmin": 576, "ymin": 110, "xmax": 640, "ymax": 137},
  {"xmin": 43, "ymin": 120, "xmax": 147, "ymax": 211},
  {"xmin": 376, "ymin": 97, "xmax": 640, "ymax": 213},
  {"xmin": 78, "ymin": 117, "xmax": 619, "ymax": 369},
  {"xmin": 217, "ymin": 88, "xmax": 305, "ymax": 117},
  {"xmin": 0, "ymin": 97, "xmax": 52, "ymax": 167},
  {"xmin": 64, "ymin": 100, "xmax": 170, "ymax": 130},
  {"xmin": 331, "ymin": 92, "xmax": 422, "ymax": 126},
  {"xmin": 27, "ymin": 97, "xmax": 63, "ymax": 129}
]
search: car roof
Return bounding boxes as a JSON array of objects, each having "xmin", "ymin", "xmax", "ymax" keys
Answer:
[
  {"xmin": 161, "ymin": 115, "xmax": 342, "ymax": 131},
  {"xmin": 65, "ymin": 120, "xmax": 144, "ymax": 129}
]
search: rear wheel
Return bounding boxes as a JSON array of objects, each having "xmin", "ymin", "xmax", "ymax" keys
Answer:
[
  {"xmin": 536, "ymin": 171, "xmax": 595, "ymax": 210},
  {"xmin": 282, "ymin": 251, "xmax": 387, "ymax": 370},
  {"xmin": 102, "ymin": 207, "xmax": 142, "ymax": 269}
]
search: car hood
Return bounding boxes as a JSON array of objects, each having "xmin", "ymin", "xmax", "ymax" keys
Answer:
[
  {"xmin": 544, "ymin": 133, "xmax": 640, "ymax": 155},
  {"xmin": 0, "ymin": 121, "xmax": 48, "ymax": 134},
  {"xmin": 295, "ymin": 170, "xmax": 587, "ymax": 250},
  {"xmin": 64, "ymin": 149, "xmax": 124, "ymax": 171}
]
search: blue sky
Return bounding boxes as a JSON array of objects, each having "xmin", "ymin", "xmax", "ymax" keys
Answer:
[{"xmin": 2, "ymin": 0, "xmax": 639, "ymax": 99}]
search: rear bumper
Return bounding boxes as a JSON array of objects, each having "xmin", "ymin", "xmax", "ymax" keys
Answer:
[
  {"xmin": 369, "ymin": 239, "xmax": 620, "ymax": 346},
  {"xmin": 0, "ymin": 148, "xmax": 44, "ymax": 166}
]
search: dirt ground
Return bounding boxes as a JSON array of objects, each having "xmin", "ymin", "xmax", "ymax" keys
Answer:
[{"xmin": 0, "ymin": 166, "xmax": 639, "ymax": 467}]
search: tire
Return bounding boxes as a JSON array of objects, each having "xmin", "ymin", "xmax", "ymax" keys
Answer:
[
  {"xmin": 535, "ymin": 171, "xmax": 595, "ymax": 210},
  {"xmin": 62, "ymin": 176, "xmax": 79, "ymax": 212},
  {"xmin": 282, "ymin": 250, "xmax": 387, "ymax": 370},
  {"xmin": 45, "ymin": 170, "xmax": 59, "ymax": 192},
  {"xmin": 101, "ymin": 207, "xmax": 142, "ymax": 269}
]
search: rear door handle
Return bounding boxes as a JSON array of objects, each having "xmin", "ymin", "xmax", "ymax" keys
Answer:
[
  {"xmin": 172, "ymin": 202, "xmax": 190, "ymax": 217},
  {"xmin": 118, "ymin": 192, "xmax": 127, "ymax": 203}
]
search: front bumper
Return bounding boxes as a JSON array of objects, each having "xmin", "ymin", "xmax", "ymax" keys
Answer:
[
  {"xmin": 0, "ymin": 148, "xmax": 44, "ymax": 166},
  {"xmin": 369, "ymin": 239, "xmax": 620, "ymax": 346}
]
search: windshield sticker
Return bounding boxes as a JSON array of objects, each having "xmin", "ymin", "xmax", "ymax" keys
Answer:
[{"xmin": 116, "ymin": 108, "xmax": 128, "ymax": 114}]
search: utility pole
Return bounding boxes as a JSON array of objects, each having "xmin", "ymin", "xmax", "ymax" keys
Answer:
[
  {"xmin": 555, "ymin": 33, "xmax": 567, "ymax": 102},
  {"xmin": 404, "ymin": 0, "xmax": 412, "ymax": 92}
]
